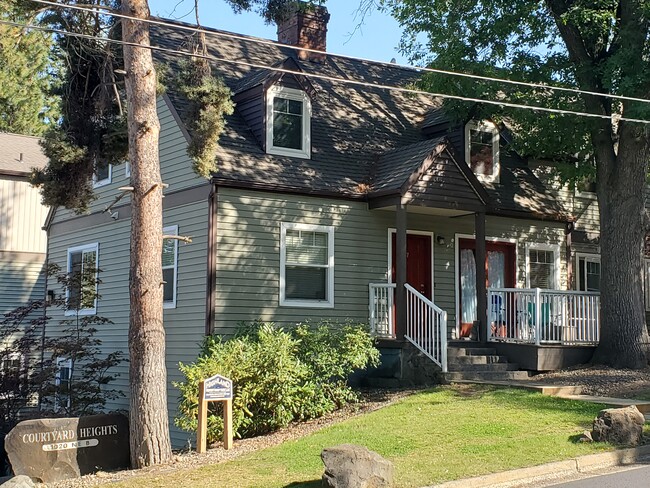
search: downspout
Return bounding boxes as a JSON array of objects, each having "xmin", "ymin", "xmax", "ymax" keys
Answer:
[
  {"xmin": 566, "ymin": 221, "xmax": 574, "ymax": 288},
  {"xmin": 204, "ymin": 183, "xmax": 218, "ymax": 336},
  {"xmin": 38, "ymin": 225, "xmax": 51, "ymax": 411}
]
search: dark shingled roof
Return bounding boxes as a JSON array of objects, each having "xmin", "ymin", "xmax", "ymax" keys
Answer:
[
  {"xmin": 150, "ymin": 19, "xmax": 569, "ymax": 221},
  {"xmin": 0, "ymin": 132, "xmax": 47, "ymax": 175}
]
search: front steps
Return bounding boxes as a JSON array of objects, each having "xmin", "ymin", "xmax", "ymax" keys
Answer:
[{"xmin": 445, "ymin": 345, "xmax": 530, "ymax": 382}]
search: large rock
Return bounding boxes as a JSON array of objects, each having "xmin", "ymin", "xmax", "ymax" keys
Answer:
[
  {"xmin": 4, "ymin": 414, "xmax": 129, "ymax": 483},
  {"xmin": 321, "ymin": 444, "xmax": 394, "ymax": 488},
  {"xmin": 591, "ymin": 405, "xmax": 645, "ymax": 446},
  {"xmin": 0, "ymin": 475, "xmax": 35, "ymax": 488}
]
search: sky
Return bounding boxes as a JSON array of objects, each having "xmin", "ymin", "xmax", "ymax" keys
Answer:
[{"xmin": 147, "ymin": 0, "xmax": 410, "ymax": 65}]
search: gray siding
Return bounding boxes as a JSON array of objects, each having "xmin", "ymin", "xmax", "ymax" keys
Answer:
[
  {"xmin": 214, "ymin": 188, "xmax": 567, "ymax": 338},
  {"xmin": 0, "ymin": 253, "xmax": 45, "ymax": 315}
]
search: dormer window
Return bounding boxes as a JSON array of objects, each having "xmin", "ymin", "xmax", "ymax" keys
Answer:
[
  {"xmin": 266, "ymin": 86, "xmax": 311, "ymax": 159},
  {"xmin": 465, "ymin": 120, "xmax": 499, "ymax": 183}
]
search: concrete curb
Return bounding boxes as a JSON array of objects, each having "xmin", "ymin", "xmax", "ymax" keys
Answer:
[{"xmin": 426, "ymin": 444, "xmax": 650, "ymax": 488}]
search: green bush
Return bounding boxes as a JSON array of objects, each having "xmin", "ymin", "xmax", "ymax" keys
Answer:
[{"xmin": 174, "ymin": 321, "xmax": 379, "ymax": 444}]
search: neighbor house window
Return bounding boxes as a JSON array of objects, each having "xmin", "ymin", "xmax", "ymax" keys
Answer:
[
  {"xmin": 465, "ymin": 120, "xmax": 500, "ymax": 182},
  {"xmin": 577, "ymin": 254, "xmax": 600, "ymax": 292},
  {"xmin": 266, "ymin": 86, "xmax": 311, "ymax": 159},
  {"xmin": 66, "ymin": 243, "xmax": 99, "ymax": 315},
  {"xmin": 162, "ymin": 225, "xmax": 178, "ymax": 308},
  {"xmin": 93, "ymin": 163, "xmax": 112, "ymax": 188},
  {"xmin": 280, "ymin": 222, "xmax": 334, "ymax": 308},
  {"xmin": 527, "ymin": 245, "xmax": 559, "ymax": 289},
  {"xmin": 124, "ymin": 161, "xmax": 131, "ymax": 178},
  {"xmin": 54, "ymin": 358, "xmax": 72, "ymax": 412}
]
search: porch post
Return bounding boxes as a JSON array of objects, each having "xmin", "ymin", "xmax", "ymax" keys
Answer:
[
  {"xmin": 395, "ymin": 201, "xmax": 407, "ymax": 339},
  {"xmin": 475, "ymin": 212, "xmax": 488, "ymax": 343}
]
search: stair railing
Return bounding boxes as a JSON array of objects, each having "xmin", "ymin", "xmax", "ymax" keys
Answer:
[{"xmin": 404, "ymin": 284, "xmax": 448, "ymax": 372}]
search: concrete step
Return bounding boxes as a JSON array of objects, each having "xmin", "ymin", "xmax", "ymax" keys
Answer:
[
  {"xmin": 446, "ymin": 370, "xmax": 531, "ymax": 382},
  {"xmin": 447, "ymin": 347, "xmax": 497, "ymax": 357},
  {"xmin": 450, "ymin": 355, "xmax": 508, "ymax": 365},
  {"xmin": 447, "ymin": 362, "xmax": 520, "ymax": 372}
]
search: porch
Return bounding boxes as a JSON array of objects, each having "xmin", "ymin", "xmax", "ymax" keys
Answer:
[{"xmin": 369, "ymin": 284, "xmax": 600, "ymax": 373}]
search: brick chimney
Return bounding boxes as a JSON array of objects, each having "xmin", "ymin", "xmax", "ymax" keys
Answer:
[{"xmin": 277, "ymin": 3, "xmax": 330, "ymax": 63}]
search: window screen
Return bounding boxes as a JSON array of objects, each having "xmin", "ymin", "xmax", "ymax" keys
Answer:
[{"xmin": 529, "ymin": 249, "xmax": 555, "ymax": 289}]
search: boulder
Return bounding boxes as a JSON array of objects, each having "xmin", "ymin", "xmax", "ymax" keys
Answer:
[
  {"xmin": 321, "ymin": 444, "xmax": 394, "ymax": 488},
  {"xmin": 0, "ymin": 475, "xmax": 35, "ymax": 488},
  {"xmin": 591, "ymin": 405, "xmax": 645, "ymax": 446},
  {"xmin": 4, "ymin": 414, "xmax": 129, "ymax": 483}
]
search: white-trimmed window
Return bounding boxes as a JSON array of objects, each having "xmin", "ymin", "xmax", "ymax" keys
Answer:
[
  {"xmin": 93, "ymin": 163, "xmax": 112, "ymax": 188},
  {"xmin": 526, "ymin": 244, "xmax": 560, "ymax": 289},
  {"xmin": 54, "ymin": 357, "xmax": 72, "ymax": 412},
  {"xmin": 465, "ymin": 120, "xmax": 500, "ymax": 183},
  {"xmin": 576, "ymin": 253, "xmax": 601, "ymax": 292},
  {"xmin": 266, "ymin": 86, "xmax": 311, "ymax": 159},
  {"xmin": 280, "ymin": 223, "xmax": 334, "ymax": 308},
  {"xmin": 162, "ymin": 225, "xmax": 178, "ymax": 308},
  {"xmin": 124, "ymin": 161, "xmax": 131, "ymax": 178},
  {"xmin": 66, "ymin": 243, "xmax": 99, "ymax": 315}
]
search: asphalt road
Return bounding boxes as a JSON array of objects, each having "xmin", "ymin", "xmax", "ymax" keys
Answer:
[{"xmin": 548, "ymin": 464, "xmax": 650, "ymax": 487}]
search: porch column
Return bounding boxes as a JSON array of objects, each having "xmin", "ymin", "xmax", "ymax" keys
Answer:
[
  {"xmin": 395, "ymin": 201, "xmax": 407, "ymax": 339},
  {"xmin": 475, "ymin": 212, "xmax": 488, "ymax": 343}
]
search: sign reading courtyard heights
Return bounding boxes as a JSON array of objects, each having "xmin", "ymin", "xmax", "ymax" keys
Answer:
[
  {"xmin": 197, "ymin": 374, "xmax": 233, "ymax": 453},
  {"xmin": 4, "ymin": 414, "xmax": 130, "ymax": 483}
]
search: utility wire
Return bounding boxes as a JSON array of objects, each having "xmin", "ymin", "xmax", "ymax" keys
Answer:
[
  {"xmin": 31, "ymin": 0, "xmax": 650, "ymax": 106},
  {"xmin": 3, "ymin": 18, "xmax": 649, "ymax": 124}
]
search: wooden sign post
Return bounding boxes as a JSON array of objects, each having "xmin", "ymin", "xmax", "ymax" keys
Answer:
[{"xmin": 196, "ymin": 374, "xmax": 233, "ymax": 454}]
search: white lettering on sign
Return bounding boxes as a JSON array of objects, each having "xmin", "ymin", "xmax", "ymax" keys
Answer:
[
  {"xmin": 203, "ymin": 374, "xmax": 233, "ymax": 401},
  {"xmin": 20, "ymin": 424, "xmax": 119, "ymax": 444},
  {"xmin": 42, "ymin": 439, "xmax": 99, "ymax": 452}
]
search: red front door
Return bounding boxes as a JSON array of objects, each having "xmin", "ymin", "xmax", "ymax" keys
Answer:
[{"xmin": 391, "ymin": 233, "xmax": 432, "ymax": 299}]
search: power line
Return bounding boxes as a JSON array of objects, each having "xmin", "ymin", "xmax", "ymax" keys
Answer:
[
  {"xmin": 31, "ymin": 0, "xmax": 650, "ymax": 106},
  {"xmin": 3, "ymin": 18, "xmax": 649, "ymax": 125}
]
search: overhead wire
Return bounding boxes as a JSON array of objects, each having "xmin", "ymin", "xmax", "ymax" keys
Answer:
[
  {"xmin": 30, "ymin": 0, "xmax": 650, "ymax": 106},
  {"xmin": 2, "ymin": 17, "xmax": 649, "ymax": 124}
]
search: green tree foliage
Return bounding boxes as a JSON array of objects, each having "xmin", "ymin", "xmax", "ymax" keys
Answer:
[
  {"xmin": 0, "ymin": 1, "xmax": 57, "ymax": 135},
  {"xmin": 175, "ymin": 321, "xmax": 379, "ymax": 444},
  {"xmin": 384, "ymin": 0, "xmax": 650, "ymax": 368},
  {"xmin": 29, "ymin": 0, "xmax": 128, "ymax": 213}
]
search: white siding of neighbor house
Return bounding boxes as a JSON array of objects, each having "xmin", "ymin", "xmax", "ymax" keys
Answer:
[
  {"xmin": 214, "ymin": 188, "xmax": 568, "ymax": 338},
  {"xmin": 0, "ymin": 255, "xmax": 46, "ymax": 315},
  {"xmin": 0, "ymin": 176, "xmax": 48, "ymax": 253}
]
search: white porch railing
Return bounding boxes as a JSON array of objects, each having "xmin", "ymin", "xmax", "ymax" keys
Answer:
[
  {"xmin": 487, "ymin": 288, "xmax": 600, "ymax": 345},
  {"xmin": 369, "ymin": 283, "xmax": 396, "ymax": 338},
  {"xmin": 404, "ymin": 284, "xmax": 448, "ymax": 372}
]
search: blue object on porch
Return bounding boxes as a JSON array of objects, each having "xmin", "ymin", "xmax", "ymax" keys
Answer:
[
  {"xmin": 491, "ymin": 294, "xmax": 504, "ymax": 322},
  {"xmin": 527, "ymin": 302, "xmax": 552, "ymax": 325}
]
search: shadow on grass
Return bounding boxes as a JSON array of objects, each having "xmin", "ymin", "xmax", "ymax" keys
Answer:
[{"xmin": 283, "ymin": 480, "xmax": 321, "ymax": 487}]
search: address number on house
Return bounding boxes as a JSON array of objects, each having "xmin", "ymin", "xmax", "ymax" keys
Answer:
[{"xmin": 42, "ymin": 439, "xmax": 99, "ymax": 451}]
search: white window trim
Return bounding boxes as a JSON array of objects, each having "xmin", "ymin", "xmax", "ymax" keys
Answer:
[
  {"xmin": 465, "ymin": 120, "xmax": 500, "ymax": 183},
  {"xmin": 279, "ymin": 222, "xmax": 334, "ymax": 308},
  {"xmin": 266, "ymin": 86, "xmax": 311, "ymax": 159},
  {"xmin": 124, "ymin": 161, "xmax": 131, "ymax": 178},
  {"xmin": 525, "ymin": 243, "xmax": 561, "ymax": 289},
  {"xmin": 65, "ymin": 242, "xmax": 99, "ymax": 316},
  {"xmin": 54, "ymin": 357, "xmax": 72, "ymax": 412},
  {"xmin": 163, "ymin": 225, "xmax": 179, "ymax": 309},
  {"xmin": 92, "ymin": 163, "xmax": 112, "ymax": 188},
  {"xmin": 576, "ymin": 253, "xmax": 601, "ymax": 291}
]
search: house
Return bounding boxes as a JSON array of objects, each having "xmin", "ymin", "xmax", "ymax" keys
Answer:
[
  {"xmin": 43, "ymin": 6, "xmax": 617, "ymax": 446},
  {"xmin": 0, "ymin": 132, "xmax": 49, "ymax": 375}
]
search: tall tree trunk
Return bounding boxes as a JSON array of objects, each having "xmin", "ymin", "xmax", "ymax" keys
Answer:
[
  {"xmin": 592, "ymin": 123, "xmax": 650, "ymax": 368},
  {"xmin": 122, "ymin": 0, "xmax": 172, "ymax": 467}
]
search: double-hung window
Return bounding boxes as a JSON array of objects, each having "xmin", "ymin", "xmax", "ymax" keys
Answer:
[
  {"xmin": 465, "ymin": 120, "xmax": 500, "ymax": 183},
  {"xmin": 66, "ymin": 243, "xmax": 99, "ymax": 315},
  {"xmin": 576, "ymin": 254, "xmax": 601, "ymax": 292},
  {"xmin": 93, "ymin": 163, "xmax": 112, "ymax": 188},
  {"xmin": 54, "ymin": 358, "xmax": 72, "ymax": 412},
  {"xmin": 280, "ymin": 223, "xmax": 334, "ymax": 308},
  {"xmin": 266, "ymin": 86, "xmax": 311, "ymax": 159},
  {"xmin": 527, "ymin": 245, "xmax": 559, "ymax": 289},
  {"xmin": 162, "ymin": 225, "xmax": 178, "ymax": 308}
]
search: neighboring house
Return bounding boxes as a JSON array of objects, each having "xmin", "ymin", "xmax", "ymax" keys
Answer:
[
  {"xmin": 0, "ymin": 133, "xmax": 49, "ymax": 317},
  {"xmin": 43, "ymin": 6, "xmax": 620, "ymax": 446}
]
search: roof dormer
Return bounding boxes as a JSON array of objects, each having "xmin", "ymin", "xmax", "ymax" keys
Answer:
[
  {"xmin": 265, "ymin": 85, "xmax": 311, "ymax": 159},
  {"xmin": 465, "ymin": 120, "xmax": 500, "ymax": 184}
]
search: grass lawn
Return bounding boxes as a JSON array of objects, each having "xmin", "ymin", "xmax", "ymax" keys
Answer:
[{"xmin": 109, "ymin": 386, "xmax": 616, "ymax": 488}]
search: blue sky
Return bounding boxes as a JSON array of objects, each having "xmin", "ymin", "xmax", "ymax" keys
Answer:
[{"xmin": 147, "ymin": 0, "xmax": 409, "ymax": 64}]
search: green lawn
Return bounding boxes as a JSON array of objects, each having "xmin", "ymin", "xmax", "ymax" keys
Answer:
[{"xmin": 109, "ymin": 386, "xmax": 615, "ymax": 488}]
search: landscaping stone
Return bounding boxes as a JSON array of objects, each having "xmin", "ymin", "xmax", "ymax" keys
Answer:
[
  {"xmin": 4, "ymin": 414, "xmax": 129, "ymax": 483},
  {"xmin": 591, "ymin": 405, "xmax": 645, "ymax": 446},
  {"xmin": 578, "ymin": 431, "xmax": 593, "ymax": 443},
  {"xmin": 0, "ymin": 475, "xmax": 35, "ymax": 488},
  {"xmin": 321, "ymin": 444, "xmax": 394, "ymax": 488}
]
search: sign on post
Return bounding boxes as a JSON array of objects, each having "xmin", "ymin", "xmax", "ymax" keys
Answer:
[{"xmin": 197, "ymin": 374, "xmax": 233, "ymax": 453}]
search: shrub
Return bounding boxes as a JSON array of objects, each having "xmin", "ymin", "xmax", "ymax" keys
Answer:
[{"xmin": 175, "ymin": 321, "xmax": 379, "ymax": 444}]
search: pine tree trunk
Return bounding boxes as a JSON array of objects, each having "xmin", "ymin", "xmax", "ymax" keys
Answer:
[
  {"xmin": 592, "ymin": 123, "xmax": 650, "ymax": 369},
  {"xmin": 122, "ymin": 0, "xmax": 172, "ymax": 467}
]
